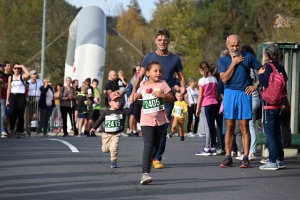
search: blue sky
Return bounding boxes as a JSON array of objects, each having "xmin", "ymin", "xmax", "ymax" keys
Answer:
[{"xmin": 65, "ymin": 0, "xmax": 156, "ymax": 22}]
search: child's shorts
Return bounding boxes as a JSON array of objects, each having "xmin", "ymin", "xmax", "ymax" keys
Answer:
[{"xmin": 78, "ymin": 113, "xmax": 86, "ymax": 119}]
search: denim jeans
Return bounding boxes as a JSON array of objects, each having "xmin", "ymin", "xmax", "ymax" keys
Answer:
[
  {"xmin": 141, "ymin": 125, "xmax": 165, "ymax": 173},
  {"xmin": 0, "ymin": 99, "xmax": 6, "ymax": 132},
  {"xmin": 249, "ymin": 95, "xmax": 260, "ymax": 154},
  {"xmin": 154, "ymin": 102, "xmax": 173, "ymax": 161},
  {"xmin": 264, "ymin": 108, "xmax": 284, "ymax": 163}
]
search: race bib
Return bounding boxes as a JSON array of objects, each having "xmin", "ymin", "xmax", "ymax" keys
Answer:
[
  {"xmin": 104, "ymin": 114, "xmax": 124, "ymax": 132},
  {"xmin": 174, "ymin": 105, "xmax": 183, "ymax": 117},
  {"xmin": 143, "ymin": 94, "xmax": 164, "ymax": 114}
]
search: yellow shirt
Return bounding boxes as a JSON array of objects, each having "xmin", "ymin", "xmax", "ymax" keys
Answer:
[
  {"xmin": 54, "ymin": 91, "xmax": 60, "ymax": 105},
  {"xmin": 172, "ymin": 100, "xmax": 188, "ymax": 119}
]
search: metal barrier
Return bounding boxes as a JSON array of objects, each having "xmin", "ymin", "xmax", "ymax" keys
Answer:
[{"xmin": 24, "ymin": 96, "xmax": 40, "ymax": 136}]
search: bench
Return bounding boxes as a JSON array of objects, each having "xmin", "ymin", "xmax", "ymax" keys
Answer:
[{"xmin": 256, "ymin": 133, "xmax": 300, "ymax": 147}]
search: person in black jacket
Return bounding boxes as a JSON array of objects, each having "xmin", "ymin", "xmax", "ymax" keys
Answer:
[{"xmin": 37, "ymin": 78, "xmax": 54, "ymax": 137}]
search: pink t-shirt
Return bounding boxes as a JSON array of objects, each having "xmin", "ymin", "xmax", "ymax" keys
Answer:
[
  {"xmin": 198, "ymin": 76, "xmax": 218, "ymax": 107},
  {"xmin": 139, "ymin": 80, "xmax": 171, "ymax": 126}
]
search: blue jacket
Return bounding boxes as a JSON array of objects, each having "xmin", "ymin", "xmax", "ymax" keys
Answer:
[{"xmin": 39, "ymin": 85, "xmax": 54, "ymax": 109}]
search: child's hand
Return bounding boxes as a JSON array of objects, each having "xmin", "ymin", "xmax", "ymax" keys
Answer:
[
  {"xmin": 196, "ymin": 109, "xmax": 201, "ymax": 117},
  {"xmin": 89, "ymin": 128, "xmax": 95, "ymax": 134},
  {"xmin": 133, "ymin": 93, "xmax": 142, "ymax": 101},
  {"xmin": 152, "ymin": 91, "xmax": 165, "ymax": 99}
]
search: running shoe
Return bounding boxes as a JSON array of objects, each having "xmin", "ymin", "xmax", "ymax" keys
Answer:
[
  {"xmin": 187, "ymin": 132, "xmax": 195, "ymax": 137},
  {"xmin": 111, "ymin": 162, "xmax": 117, "ymax": 168},
  {"xmin": 259, "ymin": 162, "xmax": 278, "ymax": 170},
  {"xmin": 220, "ymin": 157, "xmax": 233, "ymax": 168},
  {"xmin": 195, "ymin": 149, "xmax": 211, "ymax": 156},
  {"xmin": 140, "ymin": 173, "xmax": 152, "ymax": 185},
  {"xmin": 152, "ymin": 160, "xmax": 164, "ymax": 169},
  {"xmin": 240, "ymin": 157, "xmax": 250, "ymax": 168},
  {"xmin": 277, "ymin": 160, "xmax": 286, "ymax": 169}
]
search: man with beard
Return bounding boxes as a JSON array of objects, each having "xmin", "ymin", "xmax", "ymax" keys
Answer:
[
  {"xmin": 218, "ymin": 35, "xmax": 262, "ymax": 168},
  {"xmin": 130, "ymin": 29, "xmax": 186, "ymax": 169}
]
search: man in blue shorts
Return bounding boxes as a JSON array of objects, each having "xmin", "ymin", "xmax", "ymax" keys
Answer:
[
  {"xmin": 218, "ymin": 35, "xmax": 261, "ymax": 168},
  {"xmin": 130, "ymin": 29, "xmax": 186, "ymax": 169}
]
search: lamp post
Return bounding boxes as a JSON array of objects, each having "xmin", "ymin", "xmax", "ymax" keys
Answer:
[{"xmin": 41, "ymin": 0, "xmax": 47, "ymax": 80}]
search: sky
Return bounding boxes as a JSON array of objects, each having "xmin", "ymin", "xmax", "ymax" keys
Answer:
[{"xmin": 65, "ymin": 0, "xmax": 157, "ymax": 22}]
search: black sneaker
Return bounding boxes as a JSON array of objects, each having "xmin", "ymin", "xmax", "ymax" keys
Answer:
[
  {"xmin": 220, "ymin": 157, "xmax": 233, "ymax": 168},
  {"xmin": 180, "ymin": 136, "xmax": 185, "ymax": 141},
  {"xmin": 8, "ymin": 130, "xmax": 16, "ymax": 138},
  {"xmin": 240, "ymin": 156, "xmax": 250, "ymax": 168},
  {"xmin": 17, "ymin": 132, "xmax": 22, "ymax": 139},
  {"xmin": 127, "ymin": 132, "xmax": 135, "ymax": 137}
]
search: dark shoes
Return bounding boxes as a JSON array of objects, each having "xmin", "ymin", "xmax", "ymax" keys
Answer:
[
  {"xmin": 240, "ymin": 157, "xmax": 250, "ymax": 168},
  {"xmin": 220, "ymin": 156, "xmax": 233, "ymax": 168}
]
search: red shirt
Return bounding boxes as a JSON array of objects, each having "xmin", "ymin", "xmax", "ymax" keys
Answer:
[{"xmin": 0, "ymin": 72, "xmax": 10, "ymax": 99}]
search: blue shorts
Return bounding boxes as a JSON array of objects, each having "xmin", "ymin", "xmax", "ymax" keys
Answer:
[
  {"xmin": 78, "ymin": 113, "xmax": 86, "ymax": 119},
  {"xmin": 223, "ymin": 89, "xmax": 252, "ymax": 120}
]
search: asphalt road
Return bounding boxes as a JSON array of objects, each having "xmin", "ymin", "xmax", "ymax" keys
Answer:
[{"xmin": 1, "ymin": 135, "xmax": 300, "ymax": 200}]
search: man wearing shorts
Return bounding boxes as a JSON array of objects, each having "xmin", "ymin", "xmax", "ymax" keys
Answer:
[{"xmin": 218, "ymin": 35, "xmax": 261, "ymax": 168}]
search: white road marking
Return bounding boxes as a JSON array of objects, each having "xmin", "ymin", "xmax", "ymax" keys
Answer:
[{"xmin": 49, "ymin": 139, "xmax": 79, "ymax": 153}]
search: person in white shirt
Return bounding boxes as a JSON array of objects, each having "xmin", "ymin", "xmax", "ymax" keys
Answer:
[{"xmin": 6, "ymin": 64, "xmax": 30, "ymax": 138}]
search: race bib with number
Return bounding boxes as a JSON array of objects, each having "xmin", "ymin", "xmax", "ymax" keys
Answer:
[
  {"xmin": 174, "ymin": 105, "xmax": 183, "ymax": 117},
  {"xmin": 104, "ymin": 114, "xmax": 124, "ymax": 132},
  {"xmin": 143, "ymin": 94, "xmax": 164, "ymax": 114}
]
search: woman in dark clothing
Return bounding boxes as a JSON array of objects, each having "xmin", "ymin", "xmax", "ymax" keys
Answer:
[
  {"xmin": 258, "ymin": 44, "xmax": 287, "ymax": 170},
  {"xmin": 59, "ymin": 77, "xmax": 78, "ymax": 136},
  {"xmin": 37, "ymin": 78, "xmax": 54, "ymax": 136}
]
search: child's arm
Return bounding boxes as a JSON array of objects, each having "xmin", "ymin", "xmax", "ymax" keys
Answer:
[
  {"xmin": 124, "ymin": 103, "xmax": 134, "ymax": 115},
  {"xmin": 152, "ymin": 91, "xmax": 174, "ymax": 103},
  {"xmin": 183, "ymin": 101, "xmax": 188, "ymax": 114},
  {"xmin": 196, "ymin": 86, "xmax": 203, "ymax": 116},
  {"xmin": 90, "ymin": 111, "xmax": 106, "ymax": 133}
]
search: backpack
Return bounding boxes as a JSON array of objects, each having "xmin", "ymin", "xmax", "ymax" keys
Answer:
[
  {"xmin": 125, "ymin": 83, "xmax": 133, "ymax": 97},
  {"xmin": 261, "ymin": 63, "xmax": 286, "ymax": 105},
  {"xmin": 11, "ymin": 74, "xmax": 26, "ymax": 87}
]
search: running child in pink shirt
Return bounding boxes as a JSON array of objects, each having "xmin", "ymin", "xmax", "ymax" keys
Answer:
[{"xmin": 133, "ymin": 61, "xmax": 174, "ymax": 185}]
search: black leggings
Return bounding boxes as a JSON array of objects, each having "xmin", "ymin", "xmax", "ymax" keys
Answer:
[
  {"xmin": 9, "ymin": 93, "xmax": 26, "ymax": 132},
  {"xmin": 141, "ymin": 125, "xmax": 165, "ymax": 173},
  {"xmin": 187, "ymin": 104, "xmax": 199, "ymax": 133},
  {"xmin": 60, "ymin": 106, "xmax": 78, "ymax": 135}
]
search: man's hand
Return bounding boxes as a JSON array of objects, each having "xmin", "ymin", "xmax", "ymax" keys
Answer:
[
  {"xmin": 231, "ymin": 54, "xmax": 244, "ymax": 66},
  {"xmin": 180, "ymin": 86, "xmax": 186, "ymax": 94},
  {"xmin": 245, "ymin": 85, "xmax": 258, "ymax": 95}
]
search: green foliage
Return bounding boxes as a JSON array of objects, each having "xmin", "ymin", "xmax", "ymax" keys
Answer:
[
  {"xmin": 0, "ymin": 0, "xmax": 78, "ymax": 85},
  {"xmin": 1, "ymin": 0, "xmax": 300, "ymax": 104}
]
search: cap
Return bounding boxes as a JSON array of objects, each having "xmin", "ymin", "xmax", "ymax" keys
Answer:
[
  {"xmin": 109, "ymin": 92, "xmax": 122, "ymax": 101},
  {"xmin": 0, "ymin": 63, "xmax": 5, "ymax": 67},
  {"xmin": 30, "ymin": 70, "xmax": 37, "ymax": 75}
]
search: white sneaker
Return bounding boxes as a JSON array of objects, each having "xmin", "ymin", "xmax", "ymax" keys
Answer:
[
  {"xmin": 187, "ymin": 132, "xmax": 195, "ymax": 137},
  {"xmin": 237, "ymin": 151, "xmax": 242, "ymax": 157},
  {"xmin": 249, "ymin": 153, "xmax": 256, "ymax": 160},
  {"xmin": 1, "ymin": 132, "xmax": 8, "ymax": 138},
  {"xmin": 195, "ymin": 133, "xmax": 204, "ymax": 137},
  {"xmin": 120, "ymin": 132, "xmax": 128, "ymax": 137},
  {"xmin": 235, "ymin": 155, "xmax": 243, "ymax": 160}
]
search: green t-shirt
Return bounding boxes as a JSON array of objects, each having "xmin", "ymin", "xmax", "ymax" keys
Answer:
[{"xmin": 93, "ymin": 88, "xmax": 102, "ymax": 110}]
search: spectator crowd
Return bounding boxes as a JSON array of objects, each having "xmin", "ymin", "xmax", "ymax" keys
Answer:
[{"xmin": 0, "ymin": 29, "xmax": 290, "ymax": 185}]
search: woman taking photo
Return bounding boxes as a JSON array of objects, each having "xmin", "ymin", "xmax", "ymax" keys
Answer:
[
  {"xmin": 37, "ymin": 78, "xmax": 54, "ymax": 136},
  {"xmin": 50, "ymin": 83, "xmax": 63, "ymax": 133},
  {"xmin": 59, "ymin": 77, "xmax": 78, "ymax": 137},
  {"xmin": 6, "ymin": 64, "xmax": 30, "ymax": 138}
]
